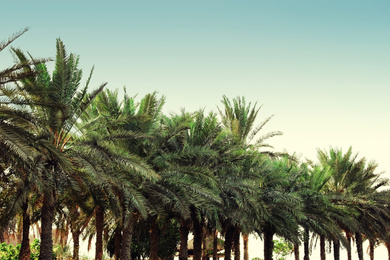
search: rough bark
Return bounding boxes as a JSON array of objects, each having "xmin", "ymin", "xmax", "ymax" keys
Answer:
[
  {"xmin": 121, "ymin": 213, "xmax": 136, "ymax": 260},
  {"xmin": 114, "ymin": 226, "xmax": 122, "ymax": 260},
  {"xmin": 264, "ymin": 228, "xmax": 275, "ymax": 260},
  {"xmin": 233, "ymin": 227, "xmax": 240, "ymax": 260},
  {"xmin": 356, "ymin": 232, "xmax": 364, "ymax": 260},
  {"xmin": 346, "ymin": 231, "xmax": 352, "ymax": 260},
  {"xmin": 333, "ymin": 239, "xmax": 340, "ymax": 260},
  {"xmin": 193, "ymin": 217, "xmax": 203, "ymax": 260},
  {"xmin": 224, "ymin": 226, "xmax": 234, "ymax": 260},
  {"xmin": 320, "ymin": 235, "xmax": 326, "ymax": 260},
  {"xmin": 213, "ymin": 231, "xmax": 218, "ymax": 260},
  {"xmin": 39, "ymin": 192, "xmax": 55, "ymax": 260},
  {"xmin": 179, "ymin": 218, "xmax": 191, "ymax": 260},
  {"xmin": 95, "ymin": 206, "xmax": 104, "ymax": 260},
  {"xmin": 202, "ymin": 229, "xmax": 208, "ymax": 260},
  {"xmin": 369, "ymin": 239, "xmax": 374, "ymax": 260},
  {"xmin": 149, "ymin": 215, "xmax": 159, "ymax": 260},
  {"xmin": 243, "ymin": 234, "xmax": 249, "ymax": 260},
  {"xmin": 19, "ymin": 202, "xmax": 30, "ymax": 260},
  {"xmin": 293, "ymin": 242, "xmax": 300, "ymax": 260},
  {"xmin": 303, "ymin": 226, "xmax": 310, "ymax": 260},
  {"xmin": 71, "ymin": 230, "xmax": 80, "ymax": 260}
]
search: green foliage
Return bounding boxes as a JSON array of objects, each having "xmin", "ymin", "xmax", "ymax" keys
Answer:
[
  {"xmin": 0, "ymin": 239, "xmax": 58, "ymax": 260},
  {"xmin": 272, "ymin": 238, "xmax": 293, "ymax": 260}
]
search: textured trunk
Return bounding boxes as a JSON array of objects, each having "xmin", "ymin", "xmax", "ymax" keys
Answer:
[
  {"xmin": 149, "ymin": 215, "xmax": 159, "ymax": 260},
  {"xmin": 356, "ymin": 232, "xmax": 364, "ymax": 260},
  {"xmin": 213, "ymin": 231, "xmax": 218, "ymax": 260},
  {"xmin": 233, "ymin": 227, "xmax": 240, "ymax": 260},
  {"xmin": 369, "ymin": 239, "xmax": 374, "ymax": 260},
  {"xmin": 179, "ymin": 218, "xmax": 191, "ymax": 260},
  {"xmin": 39, "ymin": 192, "xmax": 55, "ymax": 260},
  {"xmin": 320, "ymin": 235, "xmax": 326, "ymax": 260},
  {"xmin": 193, "ymin": 217, "xmax": 203, "ymax": 260},
  {"xmin": 202, "ymin": 229, "xmax": 208, "ymax": 260},
  {"xmin": 303, "ymin": 226, "xmax": 310, "ymax": 260},
  {"xmin": 19, "ymin": 202, "xmax": 30, "ymax": 260},
  {"xmin": 224, "ymin": 226, "xmax": 234, "ymax": 260},
  {"xmin": 243, "ymin": 234, "xmax": 249, "ymax": 260},
  {"xmin": 95, "ymin": 206, "xmax": 104, "ymax": 260},
  {"xmin": 72, "ymin": 230, "xmax": 80, "ymax": 260},
  {"xmin": 333, "ymin": 239, "xmax": 340, "ymax": 260},
  {"xmin": 293, "ymin": 242, "xmax": 299, "ymax": 260},
  {"xmin": 114, "ymin": 226, "xmax": 122, "ymax": 260},
  {"xmin": 121, "ymin": 213, "xmax": 135, "ymax": 260},
  {"xmin": 346, "ymin": 231, "xmax": 352, "ymax": 260},
  {"xmin": 264, "ymin": 228, "xmax": 275, "ymax": 260}
]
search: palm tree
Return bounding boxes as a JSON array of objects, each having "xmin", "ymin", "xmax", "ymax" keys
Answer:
[
  {"xmin": 7, "ymin": 39, "xmax": 106, "ymax": 260},
  {"xmin": 318, "ymin": 147, "xmax": 390, "ymax": 260}
]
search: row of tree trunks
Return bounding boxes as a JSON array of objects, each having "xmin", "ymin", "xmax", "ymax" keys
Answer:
[{"xmin": 71, "ymin": 230, "xmax": 80, "ymax": 260}]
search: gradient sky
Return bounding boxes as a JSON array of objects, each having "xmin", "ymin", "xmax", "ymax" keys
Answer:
[
  {"xmin": 2, "ymin": 1, "xmax": 390, "ymax": 259},
  {"xmin": 2, "ymin": 0, "xmax": 390, "ymax": 176}
]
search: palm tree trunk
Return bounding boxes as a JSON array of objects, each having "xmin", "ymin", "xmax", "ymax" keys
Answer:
[
  {"xmin": 320, "ymin": 235, "xmax": 326, "ymax": 260},
  {"xmin": 202, "ymin": 229, "xmax": 208, "ymax": 260},
  {"xmin": 293, "ymin": 242, "xmax": 299, "ymax": 260},
  {"xmin": 224, "ymin": 226, "xmax": 234, "ymax": 260},
  {"xmin": 72, "ymin": 230, "xmax": 80, "ymax": 260},
  {"xmin": 39, "ymin": 191, "xmax": 55, "ymax": 260},
  {"xmin": 179, "ymin": 218, "xmax": 191, "ymax": 260},
  {"xmin": 149, "ymin": 215, "xmax": 160, "ymax": 260},
  {"xmin": 121, "ymin": 213, "xmax": 136, "ymax": 260},
  {"xmin": 19, "ymin": 202, "xmax": 30, "ymax": 260},
  {"xmin": 303, "ymin": 226, "xmax": 310, "ymax": 260},
  {"xmin": 95, "ymin": 206, "xmax": 104, "ymax": 260},
  {"xmin": 243, "ymin": 234, "xmax": 249, "ymax": 260},
  {"xmin": 369, "ymin": 239, "xmax": 374, "ymax": 260},
  {"xmin": 333, "ymin": 239, "xmax": 340, "ymax": 260},
  {"xmin": 346, "ymin": 231, "xmax": 352, "ymax": 260},
  {"xmin": 264, "ymin": 228, "xmax": 275, "ymax": 260},
  {"xmin": 193, "ymin": 217, "xmax": 203, "ymax": 260},
  {"xmin": 356, "ymin": 232, "xmax": 364, "ymax": 260},
  {"xmin": 213, "ymin": 231, "xmax": 218, "ymax": 260},
  {"xmin": 233, "ymin": 226, "xmax": 240, "ymax": 260},
  {"xmin": 114, "ymin": 226, "xmax": 122, "ymax": 260}
]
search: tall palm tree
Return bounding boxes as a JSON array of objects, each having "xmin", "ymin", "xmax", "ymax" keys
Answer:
[{"xmin": 7, "ymin": 39, "xmax": 106, "ymax": 260}]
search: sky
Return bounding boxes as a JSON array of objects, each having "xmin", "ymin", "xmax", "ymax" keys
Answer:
[
  {"xmin": 2, "ymin": 0, "xmax": 389, "ymax": 173},
  {"xmin": 1, "ymin": 1, "xmax": 390, "ymax": 258}
]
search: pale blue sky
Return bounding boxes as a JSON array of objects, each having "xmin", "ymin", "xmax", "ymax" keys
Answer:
[{"xmin": 2, "ymin": 1, "xmax": 390, "ymax": 178}]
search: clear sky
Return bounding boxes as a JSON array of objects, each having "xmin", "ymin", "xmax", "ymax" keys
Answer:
[
  {"xmin": 2, "ymin": 1, "xmax": 390, "ymax": 259},
  {"xmin": 2, "ymin": 0, "xmax": 389, "ymax": 176}
]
